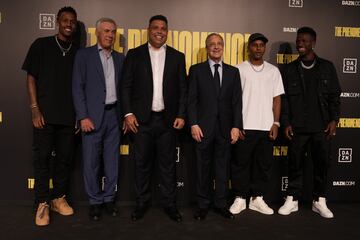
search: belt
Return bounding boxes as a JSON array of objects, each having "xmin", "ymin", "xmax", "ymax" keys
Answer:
[
  {"xmin": 105, "ymin": 102, "xmax": 117, "ymax": 110},
  {"xmin": 151, "ymin": 110, "xmax": 164, "ymax": 115}
]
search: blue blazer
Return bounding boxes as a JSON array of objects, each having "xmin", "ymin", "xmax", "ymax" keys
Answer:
[{"xmin": 72, "ymin": 45, "xmax": 124, "ymax": 129}]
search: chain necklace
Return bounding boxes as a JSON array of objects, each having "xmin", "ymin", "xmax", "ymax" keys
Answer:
[
  {"xmin": 249, "ymin": 61, "xmax": 265, "ymax": 73},
  {"xmin": 54, "ymin": 35, "xmax": 72, "ymax": 56},
  {"xmin": 301, "ymin": 59, "xmax": 316, "ymax": 69}
]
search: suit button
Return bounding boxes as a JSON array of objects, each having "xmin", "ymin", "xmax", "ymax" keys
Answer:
[
  {"xmin": 102, "ymin": 102, "xmax": 105, "ymax": 104},
  {"xmin": 104, "ymin": 90, "xmax": 106, "ymax": 92}
]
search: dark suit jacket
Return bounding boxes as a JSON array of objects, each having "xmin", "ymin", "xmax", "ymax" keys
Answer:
[
  {"xmin": 72, "ymin": 45, "xmax": 124, "ymax": 129},
  {"xmin": 121, "ymin": 43, "xmax": 187, "ymax": 126},
  {"xmin": 187, "ymin": 60, "xmax": 243, "ymax": 139}
]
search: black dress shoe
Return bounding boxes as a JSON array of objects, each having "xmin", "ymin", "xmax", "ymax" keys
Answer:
[
  {"xmin": 131, "ymin": 206, "xmax": 147, "ymax": 221},
  {"xmin": 89, "ymin": 204, "xmax": 102, "ymax": 221},
  {"xmin": 164, "ymin": 207, "xmax": 182, "ymax": 222},
  {"xmin": 104, "ymin": 202, "xmax": 118, "ymax": 217},
  {"xmin": 194, "ymin": 208, "xmax": 208, "ymax": 220},
  {"xmin": 213, "ymin": 208, "xmax": 235, "ymax": 219}
]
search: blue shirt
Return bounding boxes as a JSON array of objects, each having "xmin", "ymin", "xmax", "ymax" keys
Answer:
[{"xmin": 98, "ymin": 45, "xmax": 117, "ymax": 104}]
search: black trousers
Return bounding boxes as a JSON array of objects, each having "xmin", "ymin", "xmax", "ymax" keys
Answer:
[
  {"xmin": 131, "ymin": 112, "xmax": 177, "ymax": 208},
  {"xmin": 231, "ymin": 130, "xmax": 273, "ymax": 198},
  {"xmin": 32, "ymin": 124, "xmax": 74, "ymax": 203},
  {"xmin": 287, "ymin": 132, "xmax": 331, "ymax": 200},
  {"xmin": 195, "ymin": 121, "xmax": 230, "ymax": 209}
]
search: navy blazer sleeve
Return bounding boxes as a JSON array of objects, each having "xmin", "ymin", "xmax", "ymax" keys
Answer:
[{"xmin": 232, "ymin": 69, "xmax": 243, "ymax": 129}]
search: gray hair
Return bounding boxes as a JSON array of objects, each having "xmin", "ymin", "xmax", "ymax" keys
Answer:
[
  {"xmin": 205, "ymin": 33, "xmax": 224, "ymax": 48},
  {"xmin": 95, "ymin": 17, "xmax": 117, "ymax": 29}
]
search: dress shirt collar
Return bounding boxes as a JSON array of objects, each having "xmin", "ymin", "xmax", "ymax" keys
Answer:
[
  {"xmin": 208, "ymin": 58, "xmax": 223, "ymax": 69},
  {"xmin": 97, "ymin": 44, "xmax": 113, "ymax": 56},
  {"xmin": 148, "ymin": 42, "xmax": 167, "ymax": 51}
]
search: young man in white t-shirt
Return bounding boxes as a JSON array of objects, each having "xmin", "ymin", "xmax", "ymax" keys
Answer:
[{"xmin": 229, "ymin": 33, "xmax": 284, "ymax": 215}]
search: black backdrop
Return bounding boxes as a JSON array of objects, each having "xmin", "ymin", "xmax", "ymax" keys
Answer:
[{"xmin": 0, "ymin": 0, "xmax": 359, "ymax": 205}]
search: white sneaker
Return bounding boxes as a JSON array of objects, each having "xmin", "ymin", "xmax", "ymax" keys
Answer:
[
  {"xmin": 278, "ymin": 196, "xmax": 298, "ymax": 215},
  {"xmin": 249, "ymin": 196, "xmax": 274, "ymax": 215},
  {"xmin": 229, "ymin": 197, "xmax": 246, "ymax": 214},
  {"xmin": 312, "ymin": 197, "xmax": 334, "ymax": 218}
]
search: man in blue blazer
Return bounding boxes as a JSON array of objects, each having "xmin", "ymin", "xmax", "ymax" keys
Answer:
[{"xmin": 72, "ymin": 18, "xmax": 124, "ymax": 221}]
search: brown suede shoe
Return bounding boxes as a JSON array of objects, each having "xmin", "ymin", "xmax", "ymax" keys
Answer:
[
  {"xmin": 51, "ymin": 195, "xmax": 74, "ymax": 216},
  {"xmin": 35, "ymin": 202, "xmax": 50, "ymax": 226}
]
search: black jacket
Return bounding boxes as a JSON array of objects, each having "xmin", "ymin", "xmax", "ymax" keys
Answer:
[
  {"xmin": 281, "ymin": 56, "xmax": 341, "ymax": 129},
  {"xmin": 187, "ymin": 61, "xmax": 242, "ymax": 139},
  {"xmin": 121, "ymin": 43, "xmax": 187, "ymax": 126}
]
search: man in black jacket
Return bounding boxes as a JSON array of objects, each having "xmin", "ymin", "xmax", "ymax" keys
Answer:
[
  {"xmin": 278, "ymin": 27, "xmax": 341, "ymax": 218},
  {"xmin": 121, "ymin": 15, "xmax": 187, "ymax": 222}
]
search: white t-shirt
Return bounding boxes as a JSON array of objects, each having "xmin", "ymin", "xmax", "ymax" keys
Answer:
[{"xmin": 236, "ymin": 60, "xmax": 284, "ymax": 131}]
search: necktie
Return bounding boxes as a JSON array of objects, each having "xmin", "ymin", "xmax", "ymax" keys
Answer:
[{"xmin": 214, "ymin": 63, "xmax": 220, "ymax": 95}]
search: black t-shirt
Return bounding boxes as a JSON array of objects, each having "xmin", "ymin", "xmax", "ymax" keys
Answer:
[
  {"xmin": 301, "ymin": 66, "xmax": 324, "ymax": 132},
  {"xmin": 22, "ymin": 36, "xmax": 78, "ymax": 126}
]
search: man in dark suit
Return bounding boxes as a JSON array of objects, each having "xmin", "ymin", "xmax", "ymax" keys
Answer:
[
  {"xmin": 188, "ymin": 33, "xmax": 243, "ymax": 220},
  {"xmin": 72, "ymin": 18, "xmax": 124, "ymax": 221},
  {"xmin": 121, "ymin": 15, "xmax": 187, "ymax": 222}
]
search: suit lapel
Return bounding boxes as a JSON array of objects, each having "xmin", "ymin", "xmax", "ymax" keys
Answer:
[
  {"xmin": 93, "ymin": 46, "xmax": 105, "ymax": 86},
  {"xmin": 220, "ymin": 63, "xmax": 229, "ymax": 97},
  {"xmin": 163, "ymin": 47, "xmax": 170, "ymax": 90},
  {"xmin": 143, "ymin": 44, "xmax": 153, "ymax": 84},
  {"xmin": 205, "ymin": 61, "xmax": 219, "ymax": 97}
]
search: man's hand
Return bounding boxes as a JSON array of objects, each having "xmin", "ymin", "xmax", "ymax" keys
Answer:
[
  {"xmin": 285, "ymin": 125, "xmax": 293, "ymax": 140},
  {"xmin": 325, "ymin": 120, "xmax": 337, "ymax": 140},
  {"xmin": 124, "ymin": 114, "xmax": 139, "ymax": 133},
  {"xmin": 173, "ymin": 118, "xmax": 185, "ymax": 130},
  {"xmin": 75, "ymin": 122, "xmax": 81, "ymax": 134},
  {"xmin": 31, "ymin": 107, "xmax": 45, "ymax": 129},
  {"xmin": 80, "ymin": 118, "xmax": 95, "ymax": 132},
  {"xmin": 269, "ymin": 124, "xmax": 279, "ymax": 140},
  {"xmin": 230, "ymin": 128, "xmax": 240, "ymax": 144},
  {"xmin": 191, "ymin": 125, "xmax": 203, "ymax": 142},
  {"xmin": 239, "ymin": 129, "xmax": 246, "ymax": 140}
]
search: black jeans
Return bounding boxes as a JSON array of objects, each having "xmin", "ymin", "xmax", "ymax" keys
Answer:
[
  {"xmin": 287, "ymin": 132, "xmax": 331, "ymax": 200},
  {"xmin": 231, "ymin": 130, "xmax": 273, "ymax": 198},
  {"xmin": 32, "ymin": 124, "xmax": 74, "ymax": 203}
]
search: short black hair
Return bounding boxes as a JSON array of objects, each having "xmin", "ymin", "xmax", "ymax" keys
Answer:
[
  {"xmin": 297, "ymin": 26, "xmax": 317, "ymax": 41},
  {"xmin": 57, "ymin": 6, "xmax": 77, "ymax": 19},
  {"xmin": 149, "ymin": 15, "xmax": 168, "ymax": 26}
]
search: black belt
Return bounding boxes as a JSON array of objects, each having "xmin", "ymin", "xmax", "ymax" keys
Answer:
[
  {"xmin": 105, "ymin": 102, "xmax": 117, "ymax": 110},
  {"xmin": 151, "ymin": 110, "xmax": 164, "ymax": 115}
]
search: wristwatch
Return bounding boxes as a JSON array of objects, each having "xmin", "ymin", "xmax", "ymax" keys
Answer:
[{"xmin": 273, "ymin": 121, "xmax": 280, "ymax": 127}]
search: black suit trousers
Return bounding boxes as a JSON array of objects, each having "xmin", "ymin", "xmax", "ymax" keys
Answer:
[
  {"xmin": 131, "ymin": 112, "xmax": 177, "ymax": 208},
  {"xmin": 195, "ymin": 120, "xmax": 230, "ymax": 209}
]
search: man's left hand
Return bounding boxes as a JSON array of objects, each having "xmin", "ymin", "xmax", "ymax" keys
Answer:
[
  {"xmin": 173, "ymin": 118, "xmax": 185, "ymax": 129},
  {"xmin": 325, "ymin": 120, "xmax": 337, "ymax": 140},
  {"xmin": 230, "ymin": 128, "xmax": 240, "ymax": 144}
]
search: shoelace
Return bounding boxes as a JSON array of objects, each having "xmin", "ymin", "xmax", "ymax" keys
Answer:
[
  {"xmin": 257, "ymin": 198, "xmax": 269, "ymax": 208},
  {"xmin": 57, "ymin": 196, "xmax": 70, "ymax": 208},
  {"xmin": 38, "ymin": 203, "xmax": 49, "ymax": 218}
]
